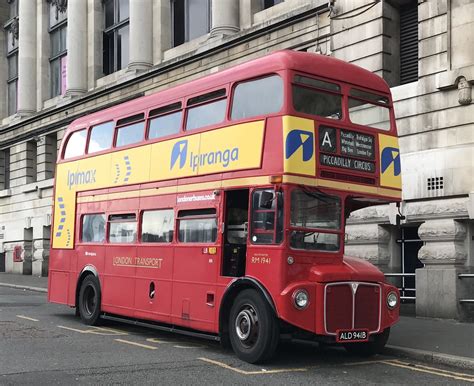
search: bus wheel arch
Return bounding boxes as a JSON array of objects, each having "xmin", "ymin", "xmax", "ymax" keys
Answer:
[
  {"xmin": 75, "ymin": 266, "xmax": 101, "ymax": 325},
  {"xmin": 219, "ymin": 278, "xmax": 277, "ymax": 351}
]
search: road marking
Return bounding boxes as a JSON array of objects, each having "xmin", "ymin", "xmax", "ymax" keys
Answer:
[
  {"xmin": 57, "ymin": 325, "xmax": 128, "ymax": 336},
  {"xmin": 115, "ymin": 339, "xmax": 157, "ymax": 350},
  {"xmin": 174, "ymin": 345, "xmax": 202, "ymax": 349},
  {"xmin": 146, "ymin": 338, "xmax": 203, "ymax": 349},
  {"xmin": 382, "ymin": 360, "xmax": 474, "ymax": 382},
  {"xmin": 58, "ymin": 325, "xmax": 88, "ymax": 334},
  {"xmin": 387, "ymin": 360, "xmax": 474, "ymax": 378},
  {"xmin": 88, "ymin": 326, "xmax": 128, "ymax": 335},
  {"xmin": 345, "ymin": 360, "xmax": 388, "ymax": 366},
  {"xmin": 198, "ymin": 357, "xmax": 307, "ymax": 375},
  {"xmin": 146, "ymin": 338, "xmax": 177, "ymax": 344},
  {"xmin": 16, "ymin": 315, "xmax": 39, "ymax": 322}
]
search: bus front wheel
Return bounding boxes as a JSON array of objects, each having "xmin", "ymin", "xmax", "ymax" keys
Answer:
[
  {"xmin": 229, "ymin": 289, "xmax": 279, "ymax": 363},
  {"xmin": 78, "ymin": 275, "xmax": 101, "ymax": 326},
  {"xmin": 344, "ymin": 328, "xmax": 390, "ymax": 356}
]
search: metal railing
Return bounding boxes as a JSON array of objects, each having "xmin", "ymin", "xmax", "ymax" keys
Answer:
[
  {"xmin": 458, "ymin": 274, "xmax": 474, "ymax": 304},
  {"xmin": 384, "ymin": 273, "xmax": 416, "ymax": 301}
]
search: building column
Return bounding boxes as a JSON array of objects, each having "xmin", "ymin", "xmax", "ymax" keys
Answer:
[
  {"xmin": 345, "ymin": 223, "xmax": 392, "ymax": 272},
  {"xmin": 210, "ymin": 0, "xmax": 240, "ymax": 38},
  {"xmin": 128, "ymin": 0, "xmax": 153, "ymax": 71},
  {"xmin": 66, "ymin": 0, "xmax": 87, "ymax": 96},
  {"xmin": 152, "ymin": 0, "xmax": 172, "ymax": 64},
  {"xmin": 32, "ymin": 225, "xmax": 50, "ymax": 277},
  {"xmin": 37, "ymin": 0, "xmax": 49, "ymax": 109},
  {"xmin": 17, "ymin": 0, "xmax": 37, "ymax": 115},
  {"xmin": 87, "ymin": 0, "xmax": 102, "ymax": 89},
  {"xmin": 416, "ymin": 219, "xmax": 468, "ymax": 319}
]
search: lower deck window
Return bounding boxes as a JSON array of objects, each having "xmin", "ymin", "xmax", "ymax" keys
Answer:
[
  {"xmin": 251, "ymin": 189, "xmax": 283, "ymax": 244},
  {"xmin": 142, "ymin": 209, "xmax": 174, "ymax": 243},
  {"xmin": 82, "ymin": 214, "xmax": 106, "ymax": 243},
  {"xmin": 178, "ymin": 208, "xmax": 217, "ymax": 243},
  {"xmin": 109, "ymin": 213, "xmax": 137, "ymax": 243},
  {"xmin": 290, "ymin": 188, "xmax": 341, "ymax": 252},
  {"xmin": 290, "ymin": 231, "xmax": 339, "ymax": 251}
]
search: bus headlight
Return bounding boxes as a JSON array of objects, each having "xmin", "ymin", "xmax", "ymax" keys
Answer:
[
  {"xmin": 386, "ymin": 291, "xmax": 398, "ymax": 310},
  {"xmin": 293, "ymin": 289, "xmax": 309, "ymax": 310}
]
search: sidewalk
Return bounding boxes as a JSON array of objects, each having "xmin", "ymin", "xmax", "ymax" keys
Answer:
[
  {"xmin": 0, "ymin": 273, "xmax": 473, "ymax": 369},
  {"xmin": 0, "ymin": 272, "xmax": 48, "ymax": 293}
]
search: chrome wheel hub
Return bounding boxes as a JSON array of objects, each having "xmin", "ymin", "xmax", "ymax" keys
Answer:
[{"xmin": 235, "ymin": 305, "xmax": 259, "ymax": 347}]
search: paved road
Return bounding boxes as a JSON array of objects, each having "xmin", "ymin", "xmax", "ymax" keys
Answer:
[{"xmin": 1, "ymin": 286, "xmax": 473, "ymax": 385}]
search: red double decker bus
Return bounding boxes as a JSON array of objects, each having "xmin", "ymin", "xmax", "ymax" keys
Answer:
[{"xmin": 48, "ymin": 50, "xmax": 401, "ymax": 363}]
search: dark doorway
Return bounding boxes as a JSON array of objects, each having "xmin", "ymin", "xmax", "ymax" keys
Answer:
[
  {"xmin": 398, "ymin": 225, "xmax": 424, "ymax": 302},
  {"xmin": 222, "ymin": 189, "xmax": 249, "ymax": 277}
]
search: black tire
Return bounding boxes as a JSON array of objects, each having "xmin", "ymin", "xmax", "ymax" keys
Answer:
[
  {"xmin": 220, "ymin": 332, "xmax": 232, "ymax": 350},
  {"xmin": 229, "ymin": 289, "xmax": 279, "ymax": 363},
  {"xmin": 344, "ymin": 328, "xmax": 390, "ymax": 356},
  {"xmin": 78, "ymin": 275, "xmax": 101, "ymax": 325}
]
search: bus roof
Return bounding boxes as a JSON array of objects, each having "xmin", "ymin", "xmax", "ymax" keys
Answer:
[{"xmin": 69, "ymin": 50, "xmax": 390, "ymax": 132}]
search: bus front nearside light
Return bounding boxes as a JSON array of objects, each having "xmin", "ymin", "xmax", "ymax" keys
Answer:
[
  {"xmin": 293, "ymin": 289, "xmax": 309, "ymax": 310},
  {"xmin": 386, "ymin": 291, "xmax": 398, "ymax": 310}
]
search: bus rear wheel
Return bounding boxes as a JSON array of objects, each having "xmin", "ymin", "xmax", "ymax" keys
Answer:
[
  {"xmin": 344, "ymin": 328, "xmax": 390, "ymax": 356},
  {"xmin": 78, "ymin": 275, "xmax": 101, "ymax": 326},
  {"xmin": 229, "ymin": 289, "xmax": 279, "ymax": 363}
]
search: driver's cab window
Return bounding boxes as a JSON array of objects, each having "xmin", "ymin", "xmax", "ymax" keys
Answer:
[{"xmin": 251, "ymin": 189, "xmax": 283, "ymax": 244}]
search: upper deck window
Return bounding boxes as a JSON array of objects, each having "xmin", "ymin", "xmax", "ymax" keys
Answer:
[
  {"xmin": 148, "ymin": 103, "xmax": 182, "ymax": 140},
  {"xmin": 293, "ymin": 75, "xmax": 342, "ymax": 120},
  {"xmin": 186, "ymin": 89, "xmax": 227, "ymax": 131},
  {"xmin": 88, "ymin": 121, "xmax": 114, "ymax": 153},
  {"xmin": 348, "ymin": 89, "xmax": 391, "ymax": 131},
  {"xmin": 231, "ymin": 75, "xmax": 283, "ymax": 120},
  {"xmin": 64, "ymin": 129, "xmax": 87, "ymax": 159},
  {"xmin": 116, "ymin": 114, "xmax": 145, "ymax": 147}
]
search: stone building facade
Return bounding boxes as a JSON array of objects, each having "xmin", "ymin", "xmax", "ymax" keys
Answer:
[{"xmin": 0, "ymin": 0, "xmax": 472, "ymax": 320}]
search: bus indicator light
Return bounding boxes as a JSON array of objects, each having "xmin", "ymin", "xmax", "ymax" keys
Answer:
[{"xmin": 270, "ymin": 175, "xmax": 282, "ymax": 184}]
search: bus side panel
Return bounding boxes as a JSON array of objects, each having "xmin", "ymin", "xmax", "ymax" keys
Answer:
[
  {"xmin": 48, "ymin": 249, "xmax": 73, "ymax": 304},
  {"xmin": 171, "ymin": 245, "xmax": 219, "ymax": 333},
  {"xmin": 101, "ymin": 245, "xmax": 136, "ymax": 316},
  {"xmin": 134, "ymin": 244, "xmax": 174, "ymax": 324},
  {"xmin": 245, "ymin": 246, "xmax": 285, "ymax": 307},
  {"xmin": 75, "ymin": 244, "xmax": 105, "ymax": 296}
]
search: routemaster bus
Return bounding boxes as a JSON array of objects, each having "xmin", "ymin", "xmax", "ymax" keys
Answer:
[{"xmin": 48, "ymin": 50, "xmax": 401, "ymax": 363}]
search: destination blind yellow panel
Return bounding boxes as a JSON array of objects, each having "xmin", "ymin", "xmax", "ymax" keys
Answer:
[
  {"xmin": 379, "ymin": 134, "xmax": 402, "ymax": 190},
  {"xmin": 282, "ymin": 116, "xmax": 316, "ymax": 177}
]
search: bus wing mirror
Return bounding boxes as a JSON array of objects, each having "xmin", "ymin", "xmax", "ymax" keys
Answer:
[{"xmin": 259, "ymin": 191, "xmax": 274, "ymax": 209}]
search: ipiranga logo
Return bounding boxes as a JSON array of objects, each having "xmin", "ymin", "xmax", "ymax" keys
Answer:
[
  {"xmin": 285, "ymin": 129, "xmax": 314, "ymax": 161},
  {"xmin": 170, "ymin": 139, "xmax": 239, "ymax": 172}
]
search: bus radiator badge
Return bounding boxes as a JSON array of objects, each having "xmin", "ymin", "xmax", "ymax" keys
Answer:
[{"xmin": 351, "ymin": 283, "xmax": 359, "ymax": 295}]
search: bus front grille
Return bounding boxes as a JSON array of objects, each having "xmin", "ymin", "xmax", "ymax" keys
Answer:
[{"xmin": 324, "ymin": 282, "xmax": 381, "ymax": 335}]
